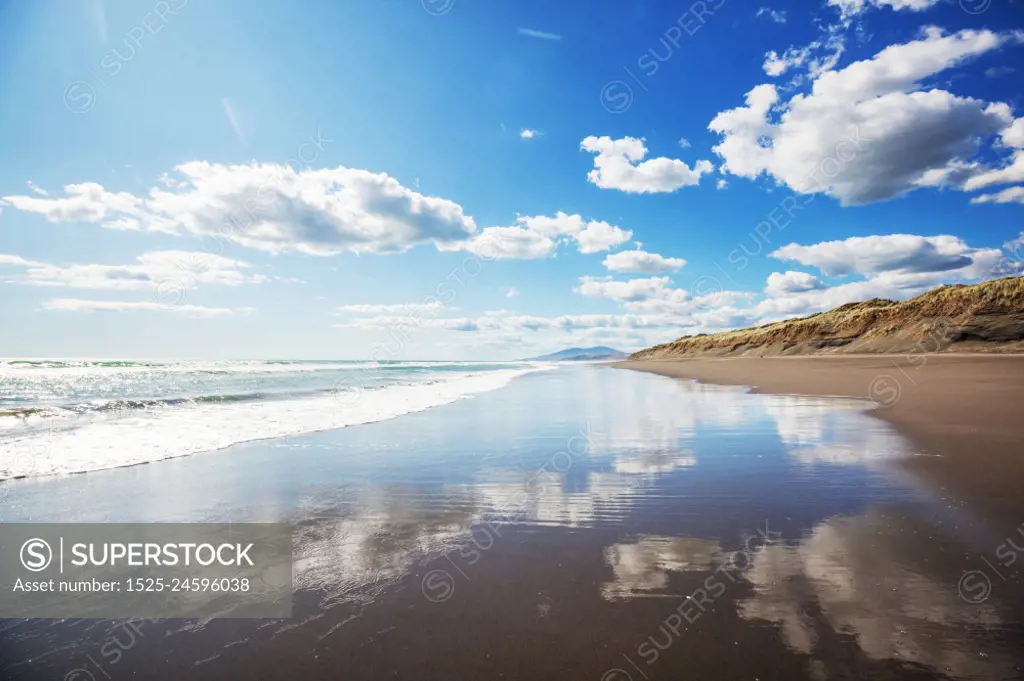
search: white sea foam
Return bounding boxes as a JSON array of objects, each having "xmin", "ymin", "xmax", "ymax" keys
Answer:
[{"xmin": 0, "ymin": 368, "xmax": 536, "ymax": 480}]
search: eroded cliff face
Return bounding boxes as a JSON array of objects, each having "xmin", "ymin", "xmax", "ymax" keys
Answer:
[{"xmin": 631, "ymin": 276, "xmax": 1024, "ymax": 360}]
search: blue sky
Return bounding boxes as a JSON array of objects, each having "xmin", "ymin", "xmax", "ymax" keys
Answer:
[{"xmin": 0, "ymin": 0, "xmax": 1022, "ymax": 359}]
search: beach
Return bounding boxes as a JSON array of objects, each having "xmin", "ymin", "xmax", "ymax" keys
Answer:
[
  {"xmin": 3, "ymin": 364, "xmax": 1022, "ymax": 680},
  {"xmin": 616, "ymin": 355, "xmax": 1024, "ymax": 527}
]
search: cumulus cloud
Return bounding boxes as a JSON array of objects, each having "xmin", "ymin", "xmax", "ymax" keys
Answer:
[
  {"xmin": 752, "ymin": 234, "xmax": 1017, "ymax": 320},
  {"xmin": 575, "ymin": 276, "xmax": 674, "ymax": 303},
  {"xmin": 575, "ymin": 275, "xmax": 750, "ymax": 316},
  {"xmin": 457, "ymin": 212, "xmax": 632, "ymax": 259},
  {"xmin": 2, "ymin": 162, "xmax": 478, "ymax": 256},
  {"xmin": 710, "ymin": 28, "xmax": 1022, "ymax": 205},
  {"xmin": 463, "ymin": 225, "xmax": 558, "ymax": 259},
  {"xmin": 603, "ymin": 249, "xmax": 686, "ymax": 274},
  {"xmin": 575, "ymin": 220, "xmax": 633, "ymax": 254},
  {"xmin": 520, "ymin": 129, "xmax": 538, "ymax": 139},
  {"xmin": 42, "ymin": 299, "xmax": 252, "ymax": 318},
  {"xmin": 764, "ymin": 270, "xmax": 825, "ymax": 296},
  {"xmin": 770, "ymin": 235, "xmax": 990, "ymax": 276},
  {"xmin": 0, "ymin": 250, "xmax": 267, "ymax": 290},
  {"xmin": 580, "ymin": 136, "xmax": 714, "ymax": 193}
]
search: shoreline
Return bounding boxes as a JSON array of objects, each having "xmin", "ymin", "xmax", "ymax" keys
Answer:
[{"xmin": 613, "ymin": 355, "xmax": 1024, "ymax": 527}]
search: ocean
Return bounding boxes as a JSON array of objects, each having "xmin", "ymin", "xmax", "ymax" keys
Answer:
[{"xmin": 0, "ymin": 359, "xmax": 543, "ymax": 479}]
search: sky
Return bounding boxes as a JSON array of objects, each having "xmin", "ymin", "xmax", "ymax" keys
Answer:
[{"xmin": 0, "ymin": 0, "xmax": 1022, "ymax": 360}]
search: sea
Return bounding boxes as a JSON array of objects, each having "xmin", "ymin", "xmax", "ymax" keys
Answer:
[{"xmin": 0, "ymin": 359, "xmax": 543, "ymax": 479}]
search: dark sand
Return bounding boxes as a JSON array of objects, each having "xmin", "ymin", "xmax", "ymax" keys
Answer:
[{"xmin": 616, "ymin": 355, "xmax": 1024, "ymax": 526}]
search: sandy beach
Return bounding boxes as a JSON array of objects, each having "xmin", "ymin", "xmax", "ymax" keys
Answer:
[
  {"xmin": 616, "ymin": 355, "xmax": 1024, "ymax": 527},
  {"xmin": 4, "ymin": 365, "xmax": 1024, "ymax": 680}
]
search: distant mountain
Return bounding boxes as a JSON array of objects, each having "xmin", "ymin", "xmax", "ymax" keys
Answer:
[
  {"xmin": 630, "ymin": 275, "xmax": 1024, "ymax": 360},
  {"xmin": 528, "ymin": 346, "xmax": 628, "ymax": 362}
]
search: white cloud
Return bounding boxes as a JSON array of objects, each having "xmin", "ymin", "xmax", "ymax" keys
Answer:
[
  {"xmin": 764, "ymin": 271, "xmax": 825, "ymax": 296},
  {"xmin": 750, "ymin": 233, "xmax": 1017, "ymax": 322},
  {"xmin": 828, "ymin": 0, "xmax": 941, "ymax": 18},
  {"xmin": 336, "ymin": 312, "xmax": 688, "ymax": 333},
  {"xmin": 575, "ymin": 276, "xmax": 674, "ymax": 303},
  {"xmin": 42, "ymin": 299, "xmax": 252, "ymax": 318},
  {"xmin": 575, "ymin": 275, "xmax": 748, "ymax": 316},
  {"xmin": 0, "ymin": 254, "xmax": 45, "ymax": 268},
  {"xmin": 971, "ymin": 186, "xmax": 1024, "ymax": 204},
  {"xmin": 337, "ymin": 302, "xmax": 445, "ymax": 315},
  {"xmin": 962, "ymin": 118, "xmax": 1024, "ymax": 191},
  {"xmin": 26, "ymin": 181, "xmax": 48, "ymax": 196},
  {"xmin": 763, "ymin": 46, "xmax": 813, "ymax": 77},
  {"xmin": 711, "ymin": 28, "xmax": 1021, "ymax": 205},
  {"xmin": 1002, "ymin": 118, "xmax": 1024, "ymax": 149},
  {"xmin": 457, "ymin": 212, "xmax": 631, "ymax": 259},
  {"xmin": 463, "ymin": 225, "xmax": 558, "ymax": 259},
  {"xmin": 3, "ymin": 161, "xmax": 478, "ymax": 256},
  {"xmin": 517, "ymin": 27, "xmax": 561, "ymax": 41},
  {"xmin": 2, "ymin": 182, "xmax": 148, "ymax": 226},
  {"xmin": 0, "ymin": 250, "xmax": 267, "ymax": 290},
  {"xmin": 506, "ymin": 287, "xmax": 518, "ymax": 298},
  {"xmin": 575, "ymin": 220, "xmax": 633, "ymax": 254},
  {"xmin": 603, "ymin": 250, "xmax": 686, "ymax": 274},
  {"xmin": 520, "ymin": 129, "xmax": 538, "ymax": 139},
  {"xmin": 678, "ymin": 137, "xmax": 691, "ymax": 148},
  {"xmin": 763, "ymin": 23, "xmax": 846, "ymax": 80},
  {"xmin": 580, "ymin": 136, "xmax": 714, "ymax": 194},
  {"xmin": 716, "ymin": 179, "xmax": 728, "ymax": 189},
  {"xmin": 756, "ymin": 8, "xmax": 787, "ymax": 23},
  {"xmin": 770, "ymin": 234, "xmax": 993, "ymax": 276}
]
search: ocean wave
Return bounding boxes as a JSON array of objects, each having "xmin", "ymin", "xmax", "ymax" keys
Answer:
[{"xmin": 0, "ymin": 368, "xmax": 540, "ymax": 480}]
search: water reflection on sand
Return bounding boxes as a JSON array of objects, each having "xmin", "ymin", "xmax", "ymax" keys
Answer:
[{"xmin": 1, "ymin": 366, "xmax": 1018, "ymax": 681}]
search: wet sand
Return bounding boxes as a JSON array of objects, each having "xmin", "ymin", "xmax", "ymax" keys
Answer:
[
  {"xmin": 616, "ymin": 355, "xmax": 1024, "ymax": 526},
  {"xmin": 3, "ymin": 366, "xmax": 1023, "ymax": 680}
]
